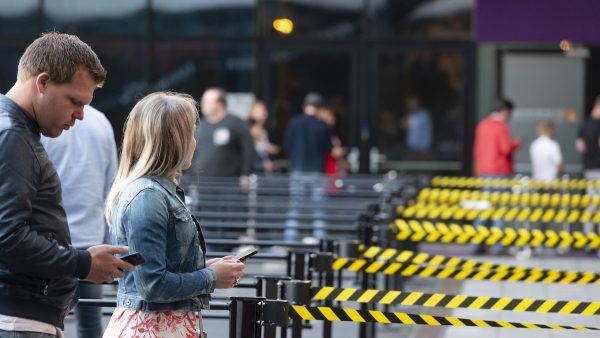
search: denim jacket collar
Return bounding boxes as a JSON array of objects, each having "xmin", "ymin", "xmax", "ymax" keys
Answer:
[{"xmin": 151, "ymin": 175, "xmax": 186, "ymax": 206}]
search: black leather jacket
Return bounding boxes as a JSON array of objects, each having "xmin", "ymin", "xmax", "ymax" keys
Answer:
[{"xmin": 0, "ymin": 94, "xmax": 91, "ymax": 328}]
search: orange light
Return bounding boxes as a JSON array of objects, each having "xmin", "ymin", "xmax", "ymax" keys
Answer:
[
  {"xmin": 273, "ymin": 18, "xmax": 294, "ymax": 35},
  {"xmin": 559, "ymin": 40, "xmax": 572, "ymax": 51}
]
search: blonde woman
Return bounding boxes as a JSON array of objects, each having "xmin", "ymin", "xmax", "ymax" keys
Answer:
[{"xmin": 103, "ymin": 92, "xmax": 245, "ymax": 338}]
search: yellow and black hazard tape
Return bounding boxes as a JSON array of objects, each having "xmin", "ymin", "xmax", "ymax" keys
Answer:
[
  {"xmin": 393, "ymin": 219, "xmax": 600, "ymax": 249},
  {"xmin": 398, "ymin": 202, "xmax": 600, "ymax": 225},
  {"xmin": 289, "ymin": 304, "xmax": 600, "ymax": 330},
  {"xmin": 311, "ymin": 286, "xmax": 600, "ymax": 315},
  {"xmin": 415, "ymin": 188, "xmax": 600, "ymax": 209},
  {"xmin": 332, "ymin": 257, "xmax": 600, "ymax": 284},
  {"xmin": 358, "ymin": 246, "xmax": 597, "ymax": 279},
  {"xmin": 431, "ymin": 176, "xmax": 596, "ymax": 191}
]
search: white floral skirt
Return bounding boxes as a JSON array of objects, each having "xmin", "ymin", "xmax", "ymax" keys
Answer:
[{"xmin": 103, "ymin": 308, "xmax": 199, "ymax": 338}]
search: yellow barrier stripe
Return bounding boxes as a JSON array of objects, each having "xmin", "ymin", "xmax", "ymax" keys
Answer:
[
  {"xmin": 290, "ymin": 304, "xmax": 600, "ymax": 330},
  {"xmin": 379, "ymin": 290, "xmax": 402, "ymax": 305}
]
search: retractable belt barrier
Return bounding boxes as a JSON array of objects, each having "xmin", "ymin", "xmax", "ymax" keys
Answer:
[
  {"xmin": 416, "ymin": 188, "xmax": 600, "ymax": 209},
  {"xmin": 332, "ymin": 256, "xmax": 600, "ymax": 284},
  {"xmin": 311, "ymin": 286, "xmax": 600, "ymax": 315},
  {"xmin": 431, "ymin": 176, "xmax": 597, "ymax": 191},
  {"xmin": 393, "ymin": 219, "xmax": 600, "ymax": 249},
  {"xmin": 289, "ymin": 304, "xmax": 600, "ymax": 330},
  {"xmin": 357, "ymin": 246, "xmax": 598, "ymax": 279},
  {"xmin": 398, "ymin": 202, "xmax": 600, "ymax": 225}
]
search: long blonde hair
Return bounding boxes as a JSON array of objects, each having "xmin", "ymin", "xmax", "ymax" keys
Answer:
[{"xmin": 105, "ymin": 91, "xmax": 198, "ymax": 224}]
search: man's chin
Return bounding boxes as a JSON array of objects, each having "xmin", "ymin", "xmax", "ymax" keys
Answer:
[{"xmin": 42, "ymin": 129, "xmax": 63, "ymax": 138}]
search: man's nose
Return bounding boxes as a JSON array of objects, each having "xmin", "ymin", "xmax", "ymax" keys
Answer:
[{"xmin": 74, "ymin": 107, "xmax": 84, "ymax": 120}]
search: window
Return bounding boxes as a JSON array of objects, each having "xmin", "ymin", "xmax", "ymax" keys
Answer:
[
  {"xmin": 152, "ymin": 0, "xmax": 256, "ymax": 37},
  {"xmin": 43, "ymin": 0, "xmax": 147, "ymax": 36}
]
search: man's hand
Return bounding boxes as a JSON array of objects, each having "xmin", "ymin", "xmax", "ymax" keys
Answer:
[{"xmin": 85, "ymin": 245, "xmax": 135, "ymax": 283}]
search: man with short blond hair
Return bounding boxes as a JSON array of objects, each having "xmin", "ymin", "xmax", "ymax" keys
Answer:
[{"xmin": 0, "ymin": 32, "xmax": 134, "ymax": 337}]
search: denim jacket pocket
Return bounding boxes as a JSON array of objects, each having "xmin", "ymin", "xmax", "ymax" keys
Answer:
[
  {"xmin": 173, "ymin": 207, "xmax": 200, "ymax": 265},
  {"xmin": 173, "ymin": 208, "xmax": 195, "ymax": 242}
]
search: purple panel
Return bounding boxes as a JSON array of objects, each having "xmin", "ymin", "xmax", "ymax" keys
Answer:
[{"xmin": 477, "ymin": 0, "xmax": 600, "ymax": 43}]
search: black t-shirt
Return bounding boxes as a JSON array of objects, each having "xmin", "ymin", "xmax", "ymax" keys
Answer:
[
  {"xmin": 579, "ymin": 119, "xmax": 600, "ymax": 169},
  {"xmin": 188, "ymin": 114, "xmax": 254, "ymax": 177}
]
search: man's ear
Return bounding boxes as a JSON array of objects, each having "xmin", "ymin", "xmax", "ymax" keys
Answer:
[{"xmin": 35, "ymin": 73, "xmax": 51, "ymax": 93}]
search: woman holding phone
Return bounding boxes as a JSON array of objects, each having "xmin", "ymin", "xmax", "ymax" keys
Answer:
[{"xmin": 103, "ymin": 92, "xmax": 245, "ymax": 337}]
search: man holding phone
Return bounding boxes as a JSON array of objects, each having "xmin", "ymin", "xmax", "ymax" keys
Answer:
[{"xmin": 0, "ymin": 33, "xmax": 134, "ymax": 337}]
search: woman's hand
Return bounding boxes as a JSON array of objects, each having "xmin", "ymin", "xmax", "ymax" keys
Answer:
[
  {"xmin": 209, "ymin": 259, "xmax": 245, "ymax": 288},
  {"xmin": 206, "ymin": 256, "xmax": 232, "ymax": 267}
]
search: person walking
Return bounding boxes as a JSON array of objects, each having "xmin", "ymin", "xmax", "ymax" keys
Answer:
[{"xmin": 283, "ymin": 92, "xmax": 332, "ymax": 243}]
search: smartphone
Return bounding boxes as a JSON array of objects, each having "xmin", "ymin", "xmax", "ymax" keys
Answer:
[
  {"xmin": 120, "ymin": 252, "xmax": 145, "ymax": 266},
  {"xmin": 233, "ymin": 249, "xmax": 258, "ymax": 262}
]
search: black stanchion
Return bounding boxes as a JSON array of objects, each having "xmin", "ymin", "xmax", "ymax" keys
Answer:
[
  {"xmin": 311, "ymin": 250, "xmax": 335, "ymax": 338},
  {"xmin": 229, "ymin": 297, "xmax": 264, "ymax": 338},
  {"xmin": 358, "ymin": 215, "xmax": 376, "ymax": 338},
  {"xmin": 340, "ymin": 240, "xmax": 361, "ymax": 289},
  {"xmin": 280, "ymin": 280, "xmax": 311, "ymax": 338},
  {"xmin": 256, "ymin": 275, "xmax": 292, "ymax": 338}
]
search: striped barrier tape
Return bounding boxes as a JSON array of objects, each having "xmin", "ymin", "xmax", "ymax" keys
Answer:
[
  {"xmin": 358, "ymin": 246, "xmax": 598, "ymax": 278},
  {"xmin": 289, "ymin": 305, "xmax": 600, "ymax": 330},
  {"xmin": 415, "ymin": 188, "xmax": 600, "ymax": 209},
  {"xmin": 397, "ymin": 202, "xmax": 600, "ymax": 225},
  {"xmin": 431, "ymin": 176, "xmax": 596, "ymax": 191},
  {"xmin": 311, "ymin": 286, "xmax": 600, "ymax": 315},
  {"xmin": 393, "ymin": 219, "xmax": 600, "ymax": 249},
  {"xmin": 332, "ymin": 257, "xmax": 600, "ymax": 284}
]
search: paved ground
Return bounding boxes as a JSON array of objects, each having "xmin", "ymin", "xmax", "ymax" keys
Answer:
[{"xmin": 63, "ymin": 244, "xmax": 600, "ymax": 338}]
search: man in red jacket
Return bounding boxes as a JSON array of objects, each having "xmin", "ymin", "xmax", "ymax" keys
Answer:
[
  {"xmin": 472, "ymin": 99, "xmax": 521, "ymax": 254},
  {"xmin": 474, "ymin": 99, "xmax": 521, "ymax": 177}
]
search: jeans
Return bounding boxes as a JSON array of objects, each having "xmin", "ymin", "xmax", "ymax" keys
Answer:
[
  {"xmin": 285, "ymin": 172, "xmax": 327, "ymax": 242},
  {"xmin": 472, "ymin": 174, "xmax": 510, "ymax": 254},
  {"xmin": 0, "ymin": 330, "xmax": 54, "ymax": 338},
  {"xmin": 76, "ymin": 283, "xmax": 103, "ymax": 338},
  {"xmin": 583, "ymin": 169, "xmax": 600, "ymax": 234}
]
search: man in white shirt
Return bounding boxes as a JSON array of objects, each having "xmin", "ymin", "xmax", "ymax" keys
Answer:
[
  {"xmin": 41, "ymin": 105, "xmax": 118, "ymax": 338},
  {"xmin": 530, "ymin": 120, "xmax": 563, "ymax": 182}
]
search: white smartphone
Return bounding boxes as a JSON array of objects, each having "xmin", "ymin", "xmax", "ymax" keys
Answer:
[{"xmin": 233, "ymin": 249, "xmax": 258, "ymax": 262}]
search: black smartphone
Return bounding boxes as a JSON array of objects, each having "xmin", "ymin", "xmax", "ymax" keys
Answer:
[
  {"xmin": 233, "ymin": 249, "xmax": 258, "ymax": 262},
  {"xmin": 120, "ymin": 252, "xmax": 145, "ymax": 266}
]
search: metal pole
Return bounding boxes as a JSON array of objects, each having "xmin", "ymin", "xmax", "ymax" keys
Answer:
[
  {"xmin": 280, "ymin": 279, "xmax": 311, "ymax": 338},
  {"xmin": 256, "ymin": 276, "xmax": 291, "ymax": 338},
  {"xmin": 359, "ymin": 217, "xmax": 375, "ymax": 338},
  {"xmin": 289, "ymin": 252, "xmax": 307, "ymax": 338},
  {"xmin": 229, "ymin": 297, "xmax": 264, "ymax": 338}
]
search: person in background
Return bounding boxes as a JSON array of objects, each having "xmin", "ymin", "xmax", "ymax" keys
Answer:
[
  {"xmin": 472, "ymin": 98, "xmax": 520, "ymax": 255},
  {"xmin": 405, "ymin": 95, "xmax": 432, "ymax": 152},
  {"xmin": 530, "ymin": 120, "xmax": 562, "ymax": 182},
  {"xmin": 41, "ymin": 105, "xmax": 118, "ymax": 338},
  {"xmin": 188, "ymin": 87, "xmax": 254, "ymax": 187},
  {"xmin": 283, "ymin": 92, "xmax": 332, "ymax": 243},
  {"xmin": 0, "ymin": 32, "xmax": 133, "ymax": 338},
  {"xmin": 576, "ymin": 94, "xmax": 600, "ymax": 188},
  {"xmin": 248, "ymin": 100, "xmax": 279, "ymax": 173},
  {"xmin": 103, "ymin": 92, "xmax": 245, "ymax": 338},
  {"xmin": 576, "ymin": 94, "xmax": 600, "ymax": 237},
  {"xmin": 317, "ymin": 106, "xmax": 347, "ymax": 182},
  {"xmin": 473, "ymin": 98, "xmax": 521, "ymax": 178}
]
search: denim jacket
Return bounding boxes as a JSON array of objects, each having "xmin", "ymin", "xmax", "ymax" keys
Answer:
[{"xmin": 110, "ymin": 175, "xmax": 216, "ymax": 311}]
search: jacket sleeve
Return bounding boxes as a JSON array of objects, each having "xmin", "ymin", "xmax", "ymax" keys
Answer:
[
  {"xmin": 125, "ymin": 188, "xmax": 216, "ymax": 302},
  {"xmin": 0, "ymin": 129, "xmax": 90, "ymax": 279}
]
